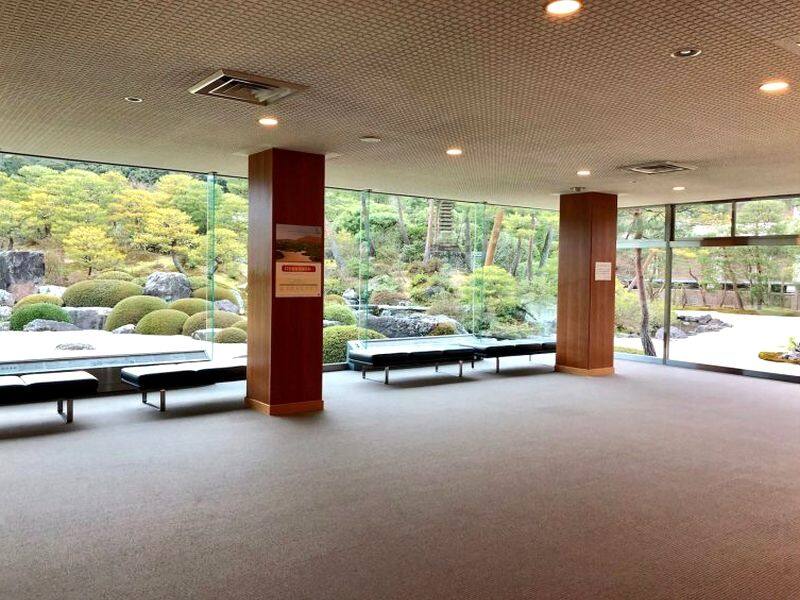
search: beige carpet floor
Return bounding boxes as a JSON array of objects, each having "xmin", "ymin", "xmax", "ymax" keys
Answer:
[{"xmin": 1, "ymin": 358, "xmax": 799, "ymax": 599}]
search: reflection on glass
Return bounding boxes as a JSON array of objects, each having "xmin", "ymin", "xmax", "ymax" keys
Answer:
[
  {"xmin": 734, "ymin": 197, "xmax": 800, "ymax": 236},
  {"xmin": 674, "ymin": 202, "xmax": 732, "ymax": 239}
]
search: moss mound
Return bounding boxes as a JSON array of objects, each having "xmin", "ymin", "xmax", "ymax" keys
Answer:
[
  {"xmin": 324, "ymin": 294, "xmax": 346, "ymax": 305},
  {"xmin": 63, "ymin": 280, "xmax": 143, "ymax": 308},
  {"xmin": 181, "ymin": 310, "xmax": 242, "ymax": 337},
  {"xmin": 10, "ymin": 303, "xmax": 72, "ymax": 331},
  {"xmin": 187, "ymin": 276, "xmax": 209, "ymax": 291},
  {"xmin": 323, "ymin": 303, "xmax": 356, "ymax": 325},
  {"xmin": 213, "ymin": 327, "xmax": 247, "ymax": 343},
  {"xmin": 192, "ymin": 286, "xmax": 239, "ymax": 307},
  {"xmin": 169, "ymin": 298, "xmax": 212, "ymax": 316},
  {"xmin": 759, "ymin": 351, "xmax": 800, "ymax": 365},
  {"xmin": 135, "ymin": 309, "xmax": 189, "ymax": 335},
  {"xmin": 233, "ymin": 319, "xmax": 247, "ymax": 332},
  {"xmin": 323, "ymin": 326, "xmax": 385, "ymax": 363},
  {"xmin": 93, "ymin": 270, "xmax": 133, "ymax": 281},
  {"xmin": 14, "ymin": 293, "xmax": 64, "ymax": 310},
  {"xmin": 428, "ymin": 322, "xmax": 458, "ymax": 336},
  {"xmin": 105, "ymin": 295, "xmax": 167, "ymax": 331}
]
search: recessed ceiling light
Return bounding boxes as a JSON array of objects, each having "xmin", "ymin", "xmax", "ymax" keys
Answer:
[
  {"xmin": 258, "ymin": 116, "xmax": 279, "ymax": 126},
  {"xmin": 359, "ymin": 136, "xmax": 382, "ymax": 143},
  {"xmin": 671, "ymin": 48, "xmax": 701, "ymax": 58},
  {"xmin": 672, "ymin": 186, "xmax": 686, "ymax": 191},
  {"xmin": 759, "ymin": 80, "xmax": 790, "ymax": 94},
  {"xmin": 446, "ymin": 147, "xmax": 463, "ymax": 156},
  {"xmin": 124, "ymin": 96, "xmax": 143, "ymax": 103},
  {"xmin": 545, "ymin": 0, "xmax": 581, "ymax": 16},
  {"xmin": 576, "ymin": 169, "xmax": 591, "ymax": 176}
]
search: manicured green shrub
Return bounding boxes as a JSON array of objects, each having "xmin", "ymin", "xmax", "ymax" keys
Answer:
[
  {"xmin": 105, "ymin": 295, "xmax": 167, "ymax": 331},
  {"xmin": 10, "ymin": 303, "xmax": 72, "ymax": 331},
  {"xmin": 322, "ymin": 326, "xmax": 385, "ymax": 363},
  {"xmin": 428, "ymin": 322, "xmax": 458, "ymax": 336},
  {"xmin": 369, "ymin": 291, "xmax": 408, "ymax": 306},
  {"xmin": 135, "ymin": 309, "xmax": 189, "ymax": 335},
  {"xmin": 181, "ymin": 310, "xmax": 242, "ymax": 337},
  {"xmin": 213, "ymin": 327, "xmax": 247, "ymax": 343},
  {"xmin": 325, "ymin": 294, "xmax": 346, "ymax": 305},
  {"xmin": 323, "ymin": 303, "xmax": 356, "ymax": 325},
  {"xmin": 14, "ymin": 293, "xmax": 64, "ymax": 309},
  {"xmin": 233, "ymin": 319, "xmax": 247, "ymax": 332},
  {"xmin": 62, "ymin": 280, "xmax": 143, "ymax": 308},
  {"xmin": 93, "ymin": 270, "xmax": 133, "ymax": 281},
  {"xmin": 187, "ymin": 275, "xmax": 208, "ymax": 291},
  {"xmin": 191, "ymin": 286, "xmax": 239, "ymax": 307},
  {"xmin": 169, "ymin": 298, "xmax": 212, "ymax": 316}
]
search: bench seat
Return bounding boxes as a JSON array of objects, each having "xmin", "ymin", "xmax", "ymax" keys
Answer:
[{"xmin": 0, "ymin": 370, "xmax": 98, "ymax": 423}]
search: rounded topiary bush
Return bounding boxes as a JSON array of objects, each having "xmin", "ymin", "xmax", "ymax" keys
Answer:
[
  {"xmin": 135, "ymin": 309, "xmax": 189, "ymax": 335},
  {"xmin": 187, "ymin": 276, "xmax": 208, "ymax": 291},
  {"xmin": 181, "ymin": 310, "xmax": 242, "ymax": 337},
  {"xmin": 105, "ymin": 295, "xmax": 167, "ymax": 331},
  {"xmin": 191, "ymin": 286, "xmax": 240, "ymax": 307},
  {"xmin": 323, "ymin": 303, "xmax": 356, "ymax": 326},
  {"xmin": 428, "ymin": 322, "xmax": 458, "ymax": 336},
  {"xmin": 213, "ymin": 327, "xmax": 247, "ymax": 344},
  {"xmin": 10, "ymin": 303, "xmax": 72, "ymax": 331},
  {"xmin": 169, "ymin": 298, "xmax": 212, "ymax": 316},
  {"xmin": 94, "ymin": 270, "xmax": 133, "ymax": 281},
  {"xmin": 325, "ymin": 294, "xmax": 346, "ymax": 305},
  {"xmin": 62, "ymin": 280, "xmax": 143, "ymax": 308},
  {"xmin": 14, "ymin": 293, "xmax": 64, "ymax": 310},
  {"xmin": 322, "ymin": 326, "xmax": 385, "ymax": 363},
  {"xmin": 233, "ymin": 319, "xmax": 247, "ymax": 332}
]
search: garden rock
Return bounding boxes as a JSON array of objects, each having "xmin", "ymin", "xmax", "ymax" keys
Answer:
[
  {"xmin": 64, "ymin": 307, "xmax": 112, "ymax": 330},
  {"xmin": 38, "ymin": 285, "xmax": 67, "ymax": 298},
  {"xmin": 0, "ymin": 289, "xmax": 14, "ymax": 307},
  {"xmin": 655, "ymin": 326, "xmax": 688, "ymax": 340},
  {"xmin": 0, "ymin": 251, "xmax": 45, "ymax": 298},
  {"xmin": 365, "ymin": 314, "xmax": 466, "ymax": 338},
  {"xmin": 323, "ymin": 320, "xmax": 340, "ymax": 328},
  {"xmin": 143, "ymin": 271, "xmax": 191, "ymax": 302},
  {"xmin": 112, "ymin": 324, "xmax": 136, "ymax": 334},
  {"xmin": 23, "ymin": 319, "xmax": 80, "ymax": 332},
  {"xmin": 55, "ymin": 342, "xmax": 95, "ymax": 351},
  {"xmin": 191, "ymin": 328, "xmax": 215, "ymax": 341},
  {"xmin": 214, "ymin": 299, "xmax": 240, "ymax": 314},
  {"xmin": 343, "ymin": 289, "xmax": 358, "ymax": 306},
  {"xmin": 0, "ymin": 306, "xmax": 11, "ymax": 320},
  {"xmin": 0, "ymin": 322, "xmax": 8, "ymax": 332}
]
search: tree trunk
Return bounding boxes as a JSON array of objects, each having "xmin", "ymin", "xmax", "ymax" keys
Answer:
[
  {"xmin": 537, "ymin": 226, "xmax": 552, "ymax": 270},
  {"xmin": 484, "ymin": 209, "xmax": 504, "ymax": 266},
  {"xmin": 7, "ymin": 237, "xmax": 13, "ymax": 251},
  {"xmin": 393, "ymin": 196, "xmax": 410, "ymax": 246},
  {"xmin": 721, "ymin": 250, "xmax": 744, "ymax": 309},
  {"xmin": 324, "ymin": 218, "xmax": 346, "ymax": 272},
  {"xmin": 526, "ymin": 237, "xmax": 534, "ymax": 281},
  {"xmin": 171, "ymin": 251, "xmax": 188, "ymax": 276},
  {"xmin": 423, "ymin": 198, "xmax": 436, "ymax": 264},
  {"xmin": 463, "ymin": 214, "xmax": 472, "ymax": 272},
  {"xmin": 688, "ymin": 268, "xmax": 706, "ymax": 305},
  {"xmin": 510, "ymin": 237, "xmax": 523, "ymax": 276},
  {"xmin": 635, "ymin": 246, "xmax": 657, "ymax": 356}
]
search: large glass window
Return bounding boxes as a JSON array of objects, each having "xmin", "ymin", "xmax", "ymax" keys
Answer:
[{"xmin": 674, "ymin": 202, "xmax": 732, "ymax": 239}]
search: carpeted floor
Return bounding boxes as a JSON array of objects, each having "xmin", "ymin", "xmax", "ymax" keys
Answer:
[{"xmin": 1, "ymin": 357, "xmax": 800, "ymax": 599}]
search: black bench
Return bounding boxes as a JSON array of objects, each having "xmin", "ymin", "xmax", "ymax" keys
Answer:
[
  {"xmin": 347, "ymin": 341, "xmax": 477, "ymax": 384},
  {"xmin": 461, "ymin": 337, "xmax": 557, "ymax": 373},
  {"xmin": 120, "ymin": 359, "xmax": 246, "ymax": 411},
  {"xmin": 0, "ymin": 371, "xmax": 98, "ymax": 424}
]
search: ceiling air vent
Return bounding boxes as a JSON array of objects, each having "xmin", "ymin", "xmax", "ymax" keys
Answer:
[
  {"xmin": 622, "ymin": 162, "xmax": 695, "ymax": 175},
  {"xmin": 189, "ymin": 69, "xmax": 305, "ymax": 106}
]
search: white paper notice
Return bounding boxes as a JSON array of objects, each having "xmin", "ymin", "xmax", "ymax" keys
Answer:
[
  {"xmin": 275, "ymin": 262, "xmax": 322, "ymax": 297},
  {"xmin": 594, "ymin": 261, "xmax": 612, "ymax": 281}
]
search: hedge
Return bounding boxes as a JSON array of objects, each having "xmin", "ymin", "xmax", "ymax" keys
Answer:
[
  {"xmin": 181, "ymin": 310, "xmax": 242, "ymax": 337},
  {"xmin": 213, "ymin": 327, "xmax": 247, "ymax": 343},
  {"xmin": 63, "ymin": 280, "xmax": 143, "ymax": 308},
  {"xmin": 323, "ymin": 303, "xmax": 356, "ymax": 325},
  {"xmin": 93, "ymin": 270, "xmax": 133, "ymax": 281},
  {"xmin": 428, "ymin": 322, "xmax": 458, "ymax": 336},
  {"xmin": 14, "ymin": 293, "xmax": 64, "ymax": 310},
  {"xmin": 324, "ymin": 294, "xmax": 346, "ymax": 305},
  {"xmin": 233, "ymin": 319, "xmax": 247, "ymax": 332},
  {"xmin": 10, "ymin": 303, "xmax": 72, "ymax": 331},
  {"xmin": 105, "ymin": 295, "xmax": 167, "ymax": 331},
  {"xmin": 322, "ymin": 326, "xmax": 384, "ymax": 363},
  {"xmin": 169, "ymin": 298, "xmax": 212, "ymax": 316},
  {"xmin": 191, "ymin": 286, "xmax": 239, "ymax": 307},
  {"xmin": 135, "ymin": 309, "xmax": 189, "ymax": 335}
]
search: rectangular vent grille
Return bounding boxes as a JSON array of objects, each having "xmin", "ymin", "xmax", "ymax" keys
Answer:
[
  {"xmin": 189, "ymin": 70, "xmax": 305, "ymax": 106},
  {"xmin": 622, "ymin": 162, "xmax": 695, "ymax": 174}
]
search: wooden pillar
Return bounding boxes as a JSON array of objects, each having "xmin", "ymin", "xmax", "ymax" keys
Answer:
[
  {"xmin": 555, "ymin": 191, "xmax": 617, "ymax": 376},
  {"xmin": 246, "ymin": 148, "xmax": 325, "ymax": 415}
]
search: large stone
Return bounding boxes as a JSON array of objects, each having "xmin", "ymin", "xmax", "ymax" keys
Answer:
[
  {"xmin": 214, "ymin": 299, "xmax": 240, "ymax": 314},
  {"xmin": 37, "ymin": 285, "xmax": 67, "ymax": 298},
  {"xmin": 0, "ymin": 289, "xmax": 13, "ymax": 307},
  {"xmin": 0, "ymin": 322, "xmax": 8, "ymax": 332},
  {"xmin": 343, "ymin": 289, "xmax": 359, "ymax": 306},
  {"xmin": 111, "ymin": 324, "xmax": 136, "ymax": 334},
  {"xmin": 55, "ymin": 342, "xmax": 95, "ymax": 351},
  {"xmin": 23, "ymin": 319, "xmax": 80, "ymax": 332},
  {"xmin": 0, "ymin": 251, "xmax": 44, "ymax": 298},
  {"xmin": 64, "ymin": 307, "xmax": 112, "ymax": 330},
  {"xmin": 0, "ymin": 306, "xmax": 11, "ymax": 321},
  {"xmin": 322, "ymin": 320, "xmax": 340, "ymax": 328},
  {"xmin": 143, "ymin": 271, "xmax": 191, "ymax": 302},
  {"xmin": 654, "ymin": 326, "xmax": 688, "ymax": 340},
  {"xmin": 192, "ymin": 328, "xmax": 215, "ymax": 341},
  {"xmin": 364, "ymin": 314, "xmax": 466, "ymax": 339}
]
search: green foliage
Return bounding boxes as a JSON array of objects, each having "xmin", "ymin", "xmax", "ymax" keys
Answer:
[
  {"xmin": 62, "ymin": 280, "xmax": 143, "ymax": 308},
  {"xmin": 63, "ymin": 225, "xmax": 124, "ymax": 275},
  {"xmin": 324, "ymin": 294, "xmax": 346, "ymax": 305},
  {"xmin": 191, "ymin": 286, "xmax": 239, "ymax": 307},
  {"xmin": 168, "ymin": 298, "xmax": 211, "ymax": 315},
  {"xmin": 187, "ymin": 275, "xmax": 208, "ymax": 290},
  {"xmin": 14, "ymin": 293, "xmax": 63, "ymax": 309},
  {"xmin": 10, "ymin": 303, "xmax": 71, "ymax": 331},
  {"xmin": 428, "ymin": 322, "xmax": 458, "ymax": 336},
  {"xmin": 323, "ymin": 303, "xmax": 356, "ymax": 325},
  {"xmin": 132, "ymin": 206, "xmax": 198, "ymax": 272},
  {"xmin": 181, "ymin": 310, "xmax": 242, "ymax": 337},
  {"xmin": 94, "ymin": 270, "xmax": 133, "ymax": 281},
  {"xmin": 135, "ymin": 309, "xmax": 189, "ymax": 336},
  {"xmin": 322, "ymin": 326, "xmax": 385, "ymax": 363},
  {"xmin": 460, "ymin": 266, "xmax": 519, "ymax": 316},
  {"xmin": 369, "ymin": 291, "xmax": 408, "ymax": 305},
  {"xmin": 233, "ymin": 319, "xmax": 247, "ymax": 332},
  {"xmin": 410, "ymin": 272, "xmax": 453, "ymax": 304},
  {"xmin": 614, "ymin": 280, "xmax": 668, "ymax": 334},
  {"xmin": 213, "ymin": 327, "xmax": 247, "ymax": 343},
  {"xmin": 105, "ymin": 295, "xmax": 167, "ymax": 331}
]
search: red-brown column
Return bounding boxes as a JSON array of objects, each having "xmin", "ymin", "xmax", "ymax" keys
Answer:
[
  {"xmin": 555, "ymin": 191, "xmax": 617, "ymax": 376},
  {"xmin": 246, "ymin": 148, "xmax": 325, "ymax": 415}
]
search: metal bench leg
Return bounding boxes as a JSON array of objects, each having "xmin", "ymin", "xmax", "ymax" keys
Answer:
[
  {"xmin": 141, "ymin": 389, "xmax": 167, "ymax": 412},
  {"xmin": 57, "ymin": 399, "xmax": 73, "ymax": 424},
  {"xmin": 471, "ymin": 360, "xmax": 475, "ymax": 368},
  {"xmin": 384, "ymin": 367, "xmax": 389, "ymax": 385},
  {"xmin": 459, "ymin": 360, "xmax": 463, "ymax": 377},
  {"xmin": 435, "ymin": 363, "xmax": 439, "ymax": 372},
  {"xmin": 362, "ymin": 367, "xmax": 366, "ymax": 379},
  {"xmin": 496, "ymin": 357, "xmax": 500, "ymax": 374},
  {"xmin": 529, "ymin": 354, "xmax": 532, "ymax": 362},
  {"xmin": 142, "ymin": 391, "xmax": 147, "ymax": 404}
]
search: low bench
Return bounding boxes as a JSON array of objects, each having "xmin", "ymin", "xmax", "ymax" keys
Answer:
[
  {"xmin": 464, "ymin": 337, "xmax": 557, "ymax": 373},
  {"xmin": 120, "ymin": 359, "xmax": 246, "ymax": 411},
  {"xmin": 0, "ymin": 371, "xmax": 98, "ymax": 423}
]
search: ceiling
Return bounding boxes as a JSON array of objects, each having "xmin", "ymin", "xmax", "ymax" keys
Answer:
[{"xmin": 2, "ymin": 0, "xmax": 800, "ymax": 208}]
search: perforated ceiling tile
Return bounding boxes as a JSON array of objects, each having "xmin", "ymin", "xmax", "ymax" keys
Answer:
[{"xmin": 1, "ymin": 0, "xmax": 799, "ymax": 207}]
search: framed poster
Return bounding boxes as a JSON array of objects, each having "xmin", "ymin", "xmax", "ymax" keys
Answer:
[{"xmin": 274, "ymin": 224, "xmax": 323, "ymax": 297}]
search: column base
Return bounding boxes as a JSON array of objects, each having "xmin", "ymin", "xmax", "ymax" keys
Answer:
[
  {"xmin": 555, "ymin": 365, "xmax": 614, "ymax": 377},
  {"xmin": 245, "ymin": 397, "xmax": 324, "ymax": 416}
]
